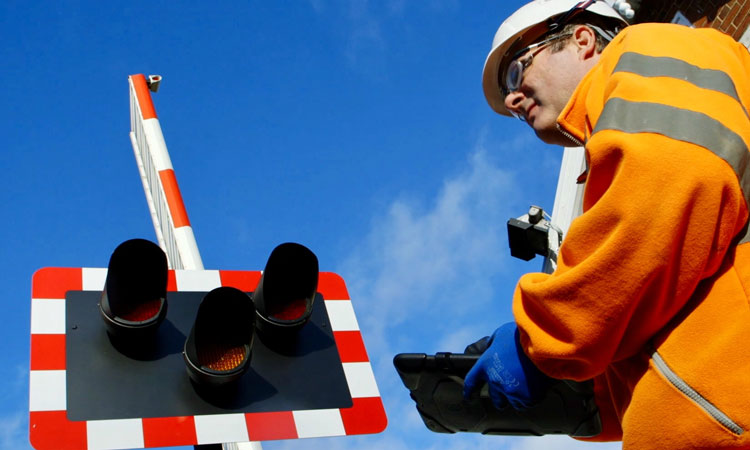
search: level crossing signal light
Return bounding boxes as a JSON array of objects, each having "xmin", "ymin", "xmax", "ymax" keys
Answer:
[
  {"xmin": 253, "ymin": 242, "xmax": 319, "ymax": 345},
  {"xmin": 100, "ymin": 239, "xmax": 321, "ymax": 389},
  {"xmin": 183, "ymin": 286, "xmax": 256, "ymax": 389},
  {"xmin": 29, "ymin": 239, "xmax": 387, "ymax": 449},
  {"xmin": 98, "ymin": 239, "xmax": 168, "ymax": 352}
]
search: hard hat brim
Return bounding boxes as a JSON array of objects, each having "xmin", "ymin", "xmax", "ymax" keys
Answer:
[{"xmin": 482, "ymin": 22, "xmax": 545, "ymax": 117}]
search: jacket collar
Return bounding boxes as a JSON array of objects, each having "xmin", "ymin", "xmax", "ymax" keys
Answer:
[{"xmin": 556, "ymin": 67, "xmax": 595, "ymax": 146}]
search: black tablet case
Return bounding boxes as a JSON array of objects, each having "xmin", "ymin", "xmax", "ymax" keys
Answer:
[{"xmin": 393, "ymin": 352, "xmax": 601, "ymax": 437}]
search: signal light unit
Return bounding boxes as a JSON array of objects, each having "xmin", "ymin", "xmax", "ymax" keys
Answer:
[
  {"xmin": 99, "ymin": 239, "xmax": 321, "ymax": 391},
  {"xmin": 252, "ymin": 243, "xmax": 319, "ymax": 343},
  {"xmin": 98, "ymin": 239, "xmax": 168, "ymax": 346},
  {"xmin": 183, "ymin": 286, "xmax": 256, "ymax": 389}
]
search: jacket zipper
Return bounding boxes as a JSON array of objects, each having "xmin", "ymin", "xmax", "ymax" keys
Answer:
[
  {"xmin": 651, "ymin": 351, "xmax": 744, "ymax": 435},
  {"xmin": 556, "ymin": 123, "xmax": 584, "ymax": 147}
]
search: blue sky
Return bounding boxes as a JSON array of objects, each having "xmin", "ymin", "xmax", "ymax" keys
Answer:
[{"xmin": 2, "ymin": 1, "xmax": 621, "ymax": 449}]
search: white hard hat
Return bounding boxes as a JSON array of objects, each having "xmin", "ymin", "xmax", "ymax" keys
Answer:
[{"xmin": 483, "ymin": 0, "xmax": 626, "ymax": 116}]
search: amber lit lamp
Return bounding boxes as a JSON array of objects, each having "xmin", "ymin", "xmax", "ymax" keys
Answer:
[{"xmin": 183, "ymin": 286, "xmax": 255, "ymax": 388}]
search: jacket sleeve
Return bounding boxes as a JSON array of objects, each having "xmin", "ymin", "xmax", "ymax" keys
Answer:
[{"xmin": 513, "ymin": 27, "xmax": 750, "ymax": 381}]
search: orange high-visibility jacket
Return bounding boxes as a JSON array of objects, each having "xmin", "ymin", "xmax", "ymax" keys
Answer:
[{"xmin": 513, "ymin": 23, "xmax": 750, "ymax": 449}]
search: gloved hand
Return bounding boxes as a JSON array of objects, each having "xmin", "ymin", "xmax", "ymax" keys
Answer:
[{"xmin": 462, "ymin": 322, "xmax": 554, "ymax": 410}]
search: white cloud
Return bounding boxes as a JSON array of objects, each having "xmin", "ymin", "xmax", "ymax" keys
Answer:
[
  {"xmin": 0, "ymin": 364, "xmax": 29, "ymax": 450},
  {"xmin": 0, "ymin": 410, "xmax": 26, "ymax": 450},
  {"xmin": 436, "ymin": 324, "xmax": 489, "ymax": 354},
  {"xmin": 306, "ymin": 0, "xmax": 388, "ymax": 73},
  {"xmin": 507, "ymin": 434, "xmax": 622, "ymax": 450},
  {"xmin": 344, "ymin": 16, "xmax": 386, "ymax": 71},
  {"xmin": 339, "ymin": 147, "xmax": 521, "ymax": 354},
  {"xmin": 332, "ymin": 144, "xmax": 528, "ymax": 449},
  {"xmin": 264, "ymin": 134, "xmax": 585, "ymax": 450},
  {"xmin": 307, "ymin": 0, "xmax": 457, "ymax": 79},
  {"xmin": 263, "ymin": 137, "xmax": 532, "ymax": 450}
]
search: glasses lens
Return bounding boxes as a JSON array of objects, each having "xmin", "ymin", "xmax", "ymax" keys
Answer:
[
  {"xmin": 505, "ymin": 60, "xmax": 523, "ymax": 94},
  {"xmin": 510, "ymin": 109, "xmax": 527, "ymax": 122}
]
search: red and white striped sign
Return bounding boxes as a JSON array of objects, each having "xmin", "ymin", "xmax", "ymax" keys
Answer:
[{"xmin": 29, "ymin": 267, "xmax": 387, "ymax": 450}]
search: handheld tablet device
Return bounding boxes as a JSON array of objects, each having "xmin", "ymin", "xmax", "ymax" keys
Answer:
[{"xmin": 393, "ymin": 352, "xmax": 601, "ymax": 437}]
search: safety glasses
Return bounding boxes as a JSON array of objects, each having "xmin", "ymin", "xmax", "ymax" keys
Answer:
[
  {"xmin": 502, "ymin": 32, "xmax": 573, "ymax": 97},
  {"xmin": 500, "ymin": 0, "xmax": 597, "ymax": 98}
]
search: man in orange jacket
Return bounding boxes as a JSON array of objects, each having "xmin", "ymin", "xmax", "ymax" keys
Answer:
[{"xmin": 463, "ymin": 1, "xmax": 750, "ymax": 448}]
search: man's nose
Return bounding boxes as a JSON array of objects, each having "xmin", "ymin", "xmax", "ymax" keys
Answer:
[{"xmin": 504, "ymin": 91, "xmax": 525, "ymax": 117}]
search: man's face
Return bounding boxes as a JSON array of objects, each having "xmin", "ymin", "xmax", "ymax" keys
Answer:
[{"xmin": 502, "ymin": 27, "xmax": 599, "ymax": 146}]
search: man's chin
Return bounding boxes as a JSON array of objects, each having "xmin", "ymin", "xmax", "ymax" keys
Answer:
[{"xmin": 533, "ymin": 127, "xmax": 568, "ymax": 146}]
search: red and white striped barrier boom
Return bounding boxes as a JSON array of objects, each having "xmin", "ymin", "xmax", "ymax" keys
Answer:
[{"xmin": 128, "ymin": 74, "xmax": 203, "ymax": 271}]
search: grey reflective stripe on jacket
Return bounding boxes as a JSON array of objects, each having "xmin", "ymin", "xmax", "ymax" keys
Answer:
[
  {"xmin": 593, "ymin": 99, "xmax": 750, "ymax": 243},
  {"xmin": 596, "ymin": 52, "xmax": 750, "ymax": 245},
  {"xmin": 612, "ymin": 52, "xmax": 750, "ymax": 120}
]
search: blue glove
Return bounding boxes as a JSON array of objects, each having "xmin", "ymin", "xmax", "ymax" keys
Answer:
[{"xmin": 462, "ymin": 322, "xmax": 554, "ymax": 410}]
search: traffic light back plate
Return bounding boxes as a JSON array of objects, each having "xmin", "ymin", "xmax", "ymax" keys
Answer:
[{"xmin": 29, "ymin": 267, "xmax": 387, "ymax": 450}]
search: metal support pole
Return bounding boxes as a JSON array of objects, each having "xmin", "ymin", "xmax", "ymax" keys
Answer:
[{"xmin": 542, "ymin": 146, "xmax": 586, "ymax": 274}]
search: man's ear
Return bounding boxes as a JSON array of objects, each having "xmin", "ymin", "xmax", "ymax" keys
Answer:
[{"xmin": 573, "ymin": 25, "xmax": 598, "ymax": 60}]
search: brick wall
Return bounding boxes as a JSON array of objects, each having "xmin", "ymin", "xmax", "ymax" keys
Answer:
[{"xmin": 635, "ymin": 0, "xmax": 750, "ymax": 40}]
